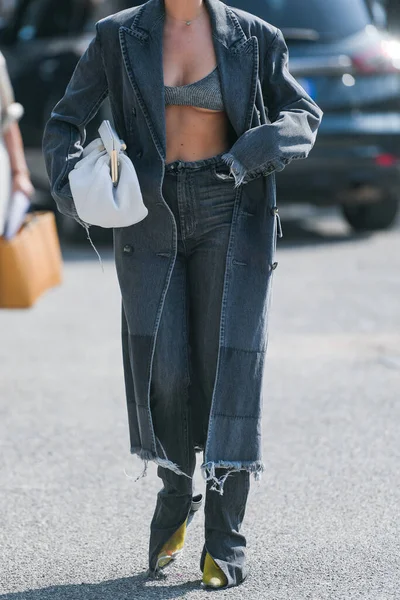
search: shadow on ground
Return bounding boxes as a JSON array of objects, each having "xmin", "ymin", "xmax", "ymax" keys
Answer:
[{"xmin": 1, "ymin": 572, "xmax": 205, "ymax": 600}]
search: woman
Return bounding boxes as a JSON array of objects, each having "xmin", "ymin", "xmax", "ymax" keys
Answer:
[
  {"xmin": 43, "ymin": 0, "xmax": 322, "ymax": 589},
  {"xmin": 0, "ymin": 51, "xmax": 33, "ymax": 236}
]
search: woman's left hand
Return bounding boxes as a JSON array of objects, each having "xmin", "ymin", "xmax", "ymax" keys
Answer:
[{"xmin": 12, "ymin": 171, "xmax": 34, "ymax": 198}]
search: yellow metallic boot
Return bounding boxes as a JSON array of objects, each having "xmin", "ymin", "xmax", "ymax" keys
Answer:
[
  {"xmin": 156, "ymin": 518, "xmax": 187, "ymax": 569},
  {"xmin": 202, "ymin": 552, "xmax": 228, "ymax": 589},
  {"xmin": 155, "ymin": 494, "xmax": 203, "ymax": 570}
]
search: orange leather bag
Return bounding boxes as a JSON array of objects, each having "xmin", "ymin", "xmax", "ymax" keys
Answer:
[{"xmin": 0, "ymin": 211, "xmax": 63, "ymax": 309}]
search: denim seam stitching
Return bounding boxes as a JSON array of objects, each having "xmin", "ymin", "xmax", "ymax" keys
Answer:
[
  {"xmin": 213, "ymin": 413, "xmax": 259, "ymax": 420},
  {"xmin": 119, "ymin": 29, "xmax": 165, "ymax": 158},
  {"xmin": 182, "ymin": 261, "xmax": 192, "ymax": 471},
  {"xmin": 204, "ymin": 184, "xmax": 242, "ymax": 460},
  {"xmin": 182, "ymin": 261, "xmax": 191, "ymax": 389},
  {"xmin": 222, "ymin": 346, "xmax": 266, "ymax": 355},
  {"xmin": 185, "ymin": 172, "xmax": 197, "ymax": 238},
  {"xmin": 144, "ymin": 207, "xmax": 178, "ymax": 458}
]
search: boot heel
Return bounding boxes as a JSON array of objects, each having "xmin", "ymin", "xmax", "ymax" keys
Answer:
[
  {"xmin": 155, "ymin": 494, "xmax": 203, "ymax": 571},
  {"xmin": 156, "ymin": 518, "xmax": 187, "ymax": 570},
  {"xmin": 202, "ymin": 552, "xmax": 228, "ymax": 589}
]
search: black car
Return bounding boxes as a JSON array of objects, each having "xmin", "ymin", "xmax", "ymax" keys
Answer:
[
  {"xmin": 2, "ymin": 0, "xmax": 400, "ymax": 233},
  {"xmin": 0, "ymin": 0, "xmax": 137, "ymax": 237},
  {"xmin": 227, "ymin": 0, "xmax": 400, "ymax": 230}
]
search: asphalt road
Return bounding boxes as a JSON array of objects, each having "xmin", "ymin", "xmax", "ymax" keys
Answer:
[{"xmin": 1, "ymin": 207, "xmax": 399, "ymax": 600}]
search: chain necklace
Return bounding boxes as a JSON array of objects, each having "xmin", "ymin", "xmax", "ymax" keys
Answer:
[{"xmin": 166, "ymin": 5, "xmax": 204, "ymax": 26}]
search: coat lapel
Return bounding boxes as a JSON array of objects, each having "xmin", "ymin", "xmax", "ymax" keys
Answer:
[
  {"xmin": 119, "ymin": 2, "xmax": 166, "ymax": 159},
  {"xmin": 119, "ymin": 0, "xmax": 258, "ymax": 160},
  {"xmin": 205, "ymin": 0, "xmax": 259, "ymax": 137}
]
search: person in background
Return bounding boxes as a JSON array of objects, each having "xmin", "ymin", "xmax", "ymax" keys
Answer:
[{"xmin": 0, "ymin": 50, "xmax": 33, "ymax": 234}]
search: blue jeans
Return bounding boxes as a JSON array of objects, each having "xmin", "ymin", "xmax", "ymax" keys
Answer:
[{"xmin": 148, "ymin": 155, "xmax": 250, "ymax": 587}]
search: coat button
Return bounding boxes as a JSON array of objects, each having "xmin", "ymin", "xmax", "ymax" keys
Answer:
[
  {"xmin": 123, "ymin": 244, "xmax": 133, "ymax": 254},
  {"xmin": 271, "ymin": 262, "xmax": 278, "ymax": 270},
  {"xmin": 136, "ymin": 150, "xmax": 143, "ymax": 159}
]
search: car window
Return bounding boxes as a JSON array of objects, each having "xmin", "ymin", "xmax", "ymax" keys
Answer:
[
  {"xmin": 225, "ymin": 0, "xmax": 371, "ymax": 40},
  {"xmin": 14, "ymin": 0, "xmax": 92, "ymax": 40}
]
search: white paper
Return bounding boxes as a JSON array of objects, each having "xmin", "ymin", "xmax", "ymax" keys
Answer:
[
  {"xmin": 3, "ymin": 191, "xmax": 30, "ymax": 240},
  {"xmin": 0, "ymin": 196, "xmax": 7, "ymax": 237}
]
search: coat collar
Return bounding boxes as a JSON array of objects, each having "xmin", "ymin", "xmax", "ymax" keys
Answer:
[
  {"xmin": 119, "ymin": 0, "xmax": 258, "ymax": 160},
  {"xmin": 128, "ymin": 0, "xmax": 246, "ymax": 48}
]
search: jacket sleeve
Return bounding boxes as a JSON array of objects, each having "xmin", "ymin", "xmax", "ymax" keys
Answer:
[
  {"xmin": 42, "ymin": 23, "xmax": 108, "ymax": 222},
  {"xmin": 222, "ymin": 28, "xmax": 323, "ymax": 186}
]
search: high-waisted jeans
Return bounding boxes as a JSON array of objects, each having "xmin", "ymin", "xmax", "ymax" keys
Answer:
[{"xmin": 148, "ymin": 154, "xmax": 250, "ymax": 587}]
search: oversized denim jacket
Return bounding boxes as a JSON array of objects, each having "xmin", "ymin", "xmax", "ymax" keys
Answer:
[{"xmin": 43, "ymin": 0, "xmax": 323, "ymax": 491}]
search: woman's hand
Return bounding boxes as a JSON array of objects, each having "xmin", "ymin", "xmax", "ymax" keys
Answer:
[
  {"xmin": 3, "ymin": 122, "xmax": 34, "ymax": 199},
  {"xmin": 12, "ymin": 170, "xmax": 34, "ymax": 198}
]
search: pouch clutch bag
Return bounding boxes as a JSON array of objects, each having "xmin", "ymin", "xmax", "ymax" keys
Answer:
[{"xmin": 68, "ymin": 120, "xmax": 148, "ymax": 228}]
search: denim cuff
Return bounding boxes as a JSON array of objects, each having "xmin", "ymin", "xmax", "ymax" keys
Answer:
[
  {"xmin": 221, "ymin": 153, "xmax": 251, "ymax": 188},
  {"xmin": 221, "ymin": 151, "xmax": 290, "ymax": 188}
]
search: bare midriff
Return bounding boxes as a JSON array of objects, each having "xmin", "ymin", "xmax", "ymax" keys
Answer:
[
  {"xmin": 163, "ymin": 6, "xmax": 233, "ymax": 164},
  {"xmin": 165, "ymin": 105, "xmax": 231, "ymax": 163}
]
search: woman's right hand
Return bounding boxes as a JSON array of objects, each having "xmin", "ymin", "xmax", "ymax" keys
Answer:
[{"xmin": 12, "ymin": 170, "xmax": 34, "ymax": 199}]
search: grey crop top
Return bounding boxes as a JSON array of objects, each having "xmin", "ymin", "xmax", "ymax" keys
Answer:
[{"xmin": 164, "ymin": 66, "xmax": 224, "ymax": 111}]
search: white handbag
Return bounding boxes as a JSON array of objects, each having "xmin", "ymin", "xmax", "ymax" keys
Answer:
[{"xmin": 68, "ymin": 120, "xmax": 148, "ymax": 228}]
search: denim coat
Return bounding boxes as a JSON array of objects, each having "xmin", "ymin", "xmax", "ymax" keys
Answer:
[{"xmin": 43, "ymin": 0, "xmax": 322, "ymax": 489}]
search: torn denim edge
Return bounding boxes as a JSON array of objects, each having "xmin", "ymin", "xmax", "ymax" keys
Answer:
[
  {"xmin": 222, "ymin": 152, "xmax": 295, "ymax": 188},
  {"xmin": 201, "ymin": 460, "xmax": 265, "ymax": 496},
  {"xmin": 79, "ymin": 220, "xmax": 104, "ymax": 272},
  {"xmin": 125, "ymin": 446, "xmax": 193, "ymax": 482},
  {"xmin": 53, "ymin": 184, "xmax": 104, "ymax": 268},
  {"xmin": 221, "ymin": 153, "xmax": 249, "ymax": 188}
]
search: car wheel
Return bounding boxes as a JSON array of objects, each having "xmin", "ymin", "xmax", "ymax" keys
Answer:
[{"xmin": 341, "ymin": 194, "xmax": 399, "ymax": 231}]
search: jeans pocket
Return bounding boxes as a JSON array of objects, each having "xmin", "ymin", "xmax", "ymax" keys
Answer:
[{"xmin": 212, "ymin": 165, "xmax": 235, "ymax": 183}]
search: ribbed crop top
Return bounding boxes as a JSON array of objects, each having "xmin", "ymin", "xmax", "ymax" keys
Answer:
[{"xmin": 164, "ymin": 66, "xmax": 224, "ymax": 111}]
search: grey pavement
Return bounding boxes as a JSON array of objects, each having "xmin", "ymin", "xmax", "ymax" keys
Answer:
[{"xmin": 0, "ymin": 206, "xmax": 399, "ymax": 599}]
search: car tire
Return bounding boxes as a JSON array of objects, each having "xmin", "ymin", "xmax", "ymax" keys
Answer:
[{"xmin": 341, "ymin": 194, "xmax": 399, "ymax": 231}]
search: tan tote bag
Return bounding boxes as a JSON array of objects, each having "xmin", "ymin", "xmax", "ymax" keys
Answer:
[{"xmin": 0, "ymin": 211, "xmax": 63, "ymax": 309}]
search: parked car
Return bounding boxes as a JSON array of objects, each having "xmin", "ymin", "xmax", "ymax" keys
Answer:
[
  {"xmin": 226, "ymin": 0, "xmax": 400, "ymax": 230},
  {"xmin": 2, "ymin": 0, "xmax": 400, "ymax": 235},
  {"xmin": 0, "ymin": 0, "xmax": 139, "ymax": 239}
]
